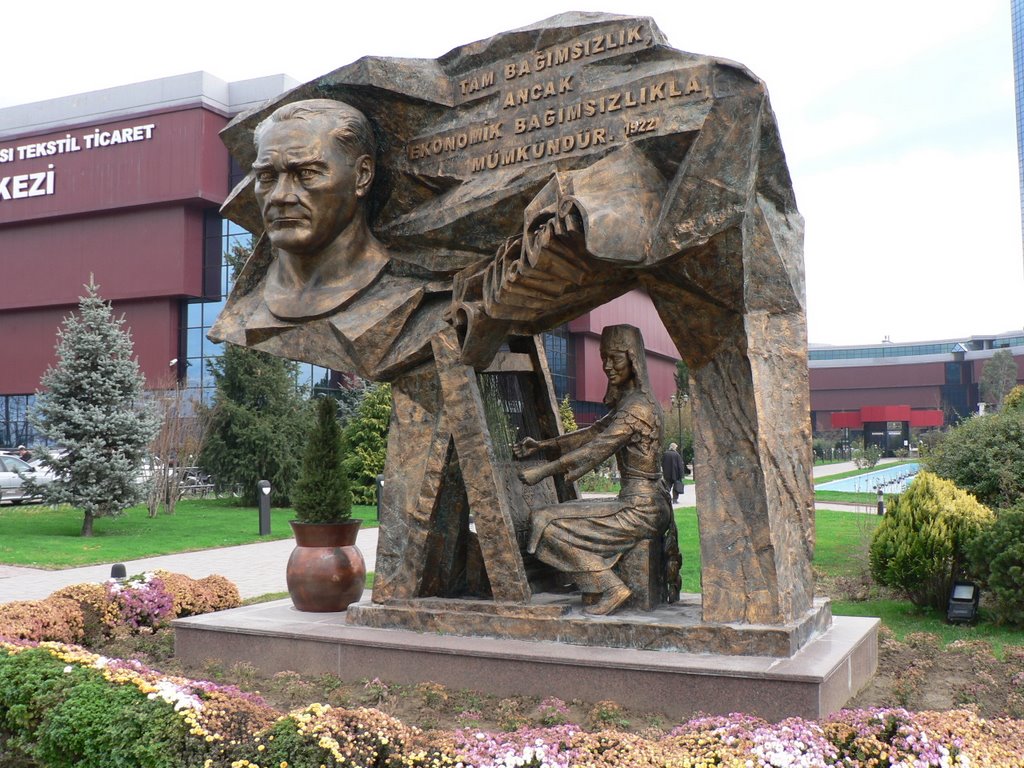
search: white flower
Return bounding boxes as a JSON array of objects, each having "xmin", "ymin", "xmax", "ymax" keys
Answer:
[{"xmin": 63, "ymin": 665, "xmax": 73, "ymax": 673}]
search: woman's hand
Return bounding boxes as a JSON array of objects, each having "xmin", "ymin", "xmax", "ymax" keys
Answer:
[
  {"xmin": 517, "ymin": 465, "xmax": 546, "ymax": 486},
  {"xmin": 513, "ymin": 437, "xmax": 541, "ymax": 459}
]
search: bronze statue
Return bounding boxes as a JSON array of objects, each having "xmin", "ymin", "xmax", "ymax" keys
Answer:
[
  {"xmin": 212, "ymin": 12, "xmax": 816, "ymax": 629},
  {"xmin": 514, "ymin": 324, "xmax": 674, "ymax": 615}
]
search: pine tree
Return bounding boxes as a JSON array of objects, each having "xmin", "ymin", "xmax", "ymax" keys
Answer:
[
  {"xmin": 341, "ymin": 382, "xmax": 391, "ymax": 505},
  {"xmin": 198, "ymin": 343, "xmax": 312, "ymax": 506},
  {"xmin": 30, "ymin": 279, "xmax": 159, "ymax": 536},
  {"xmin": 558, "ymin": 394, "xmax": 578, "ymax": 433},
  {"xmin": 293, "ymin": 396, "xmax": 353, "ymax": 523}
]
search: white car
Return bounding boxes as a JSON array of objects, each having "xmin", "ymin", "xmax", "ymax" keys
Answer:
[{"xmin": 0, "ymin": 455, "xmax": 56, "ymax": 504}]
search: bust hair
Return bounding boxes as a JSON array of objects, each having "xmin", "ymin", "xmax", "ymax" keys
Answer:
[{"xmin": 254, "ymin": 98, "xmax": 376, "ymax": 161}]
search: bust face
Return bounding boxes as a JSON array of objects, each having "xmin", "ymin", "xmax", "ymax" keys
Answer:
[{"xmin": 252, "ymin": 118, "xmax": 365, "ymax": 256}]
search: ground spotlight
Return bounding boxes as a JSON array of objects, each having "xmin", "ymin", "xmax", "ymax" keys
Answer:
[{"xmin": 947, "ymin": 580, "xmax": 980, "ymax": 623}]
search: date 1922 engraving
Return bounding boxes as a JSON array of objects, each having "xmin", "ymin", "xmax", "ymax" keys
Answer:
[{"xmin": 624, "ymin": 117, "xmax": 658, "ymax": 137}]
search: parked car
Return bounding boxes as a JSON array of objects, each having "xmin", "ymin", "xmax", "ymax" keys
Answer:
[{"xmin": 0, "ymin": 455, "xmax": 56, "ymax": 504}]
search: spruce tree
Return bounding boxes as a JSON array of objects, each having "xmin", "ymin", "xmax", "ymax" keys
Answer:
[
  {"xmin": 558, "ymin": 394, "xmax": 578, "ymax": 433},
  {"xmin": 293, "ymin": 396, "xmax": 352, "ymax": 523},
  {"xmin": 198, "ymin": 343, "xmax": 311, "ymax": 506},
  {"xmin": 341, "ymin": 382, "xmax": 392, "ymax": 505},
  {"xmin": 31, "ymin": 279, "xmax": 159, "ymax": 536}
]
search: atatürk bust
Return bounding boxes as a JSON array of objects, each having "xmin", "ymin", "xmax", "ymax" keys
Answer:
[
  {"xmin": 209, "ymin": 99, "xmax": 450, "ymax": 383},
  {"xmin": 252, "ymin": 100, "xmax": 390, "ymax": 321}
]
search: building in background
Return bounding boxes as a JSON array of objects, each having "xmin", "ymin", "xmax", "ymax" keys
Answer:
[
  {"xmin": 809, "ymin": 333, "xmax": 1024, "ymax": 451},
  {"xmin": 0, "ymin": 73, "xmax": 681, "ymax": 446}
]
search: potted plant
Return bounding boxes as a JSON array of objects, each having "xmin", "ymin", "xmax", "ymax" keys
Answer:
[{"xmin": 286, "ymin": 396, "xmax": 365, "ymax": 612}]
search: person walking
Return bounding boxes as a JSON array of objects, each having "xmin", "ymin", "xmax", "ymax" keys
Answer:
[{"xmin": 662, "ymin": 442, "xmax": 685, "ymax": 504}]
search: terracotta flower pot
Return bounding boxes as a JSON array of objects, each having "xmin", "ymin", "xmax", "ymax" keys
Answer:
[{"xmin": 286, "ymin": 519, "xmax": 365, "ymax": 612}]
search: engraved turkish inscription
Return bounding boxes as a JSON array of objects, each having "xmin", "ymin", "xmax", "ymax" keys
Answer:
[{"xmin": 404, "ymin": 20, "xmax": 708, "ymax": 177}]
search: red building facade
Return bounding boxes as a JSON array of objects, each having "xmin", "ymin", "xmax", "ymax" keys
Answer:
[
  {"xmin": 809, "ymin": 336, "xmax": 1024, "ymax": 449},
  {"xmin": 0, "ymin": 74, "xmax": 297, "ymax": 445}
]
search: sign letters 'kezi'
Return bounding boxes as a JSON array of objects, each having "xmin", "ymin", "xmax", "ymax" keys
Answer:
[{"xmin": 211, "ymin": 12, "xmax": 814, "ymax": 629}]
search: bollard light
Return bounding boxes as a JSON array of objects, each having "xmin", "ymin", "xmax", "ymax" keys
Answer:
[
  {"xmin": 876, "ymin": 489, "xmax": 885, "ymax": 516},
  {"xmin": 110, "ymin": 563, "xmax": 127, "ymax": 580},
  {"xmin": 947, "ymin": 581, "xmax": 980, "ymax": 623},
  {"xmin": 257, "ymin": 480, "xmax": 272, "ymax": 536},
  {"xmin": 375, "ymin": 474, "xmax": 385, "ymax": 520}
]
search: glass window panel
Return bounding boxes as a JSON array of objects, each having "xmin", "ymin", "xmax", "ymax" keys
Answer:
[
  {"xmin": 203, "ymin": 299, "xmax": 226, "ymax": 325},
  {"xmin": 202, "ymin": 333, "xmax": 221, "ymax": 357},
  {"xmin": 186, "ymin": 328, "xmax": 203, "ymax": 357}
]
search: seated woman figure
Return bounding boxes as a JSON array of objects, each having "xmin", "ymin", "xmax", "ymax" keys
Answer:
[{"xmin": 514, "ymin": 324, "xmax": 674, "ymax": 616}]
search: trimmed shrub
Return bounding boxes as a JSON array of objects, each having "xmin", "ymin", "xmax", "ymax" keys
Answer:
[
  {"xmin": 0, "ymin": 641, "xmax": 271, "ymax": 768},
  {"xmin": 0, "ymin": 597, "xmax": 85, "ymax": 644},
  {"xmin": 153, "ymin": 571, "xmax": 240, "ymax": 617},
  {"xmin": 196, "ymin": 574, "xmax": 241, "ymax": 612},
  {"xmin": 0, "ymin": 572, "xmax": 239, "ymax": 646},
  {"xmin": 49, "ymin": 583, "xmax": 119, "ymax": 641},
  {"xmin": 870, "ymin": 471, "xmax": 994, "ymax": 609},
  {"xmin": 237, "ymin": 703, "xmax": 417, "ymax": 768},
  {"xmin": 966, "ymin": 505, "xmax": 1024, "ymax": 626},
  {"xmin": 293, "ymin": 394, "xmax": 353, "ymax": 523},
  {"xmin": 5, "ymin": 638, "xmax": 1024, "ymax": 767},
  {"xmin": 33, "ymin": 673, "xmax": 190, "ymax": 768}
]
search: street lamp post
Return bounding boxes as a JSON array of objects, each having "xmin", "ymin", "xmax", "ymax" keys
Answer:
[{"xmin": 670, "ymin": 392, "xmax": 688, "ymax": 450}]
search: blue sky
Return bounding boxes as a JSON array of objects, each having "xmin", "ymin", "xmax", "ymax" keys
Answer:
[{"xmin": 4, "ymin": 0, "xmax": 1021, "ymax": 345}]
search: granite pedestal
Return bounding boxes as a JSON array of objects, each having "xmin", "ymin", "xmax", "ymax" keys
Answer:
[{"xmin": 173, "ymin": 596, "xmax": 878, "ymax": 722}]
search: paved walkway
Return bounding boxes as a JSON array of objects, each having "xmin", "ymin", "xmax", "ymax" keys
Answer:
[
  {"xmin": 0, "ymin": 528, "xmax": 379, "ymax": 603},
  {"xmin": 0, "ymin": 459, "xmax": 901, "ymax": 604}
]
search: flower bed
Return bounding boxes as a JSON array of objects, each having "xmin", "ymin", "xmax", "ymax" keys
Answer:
[
  {"xmin": 0, "ymin": 570, "xmax": 240, "ymax": 644},
  {"xmin": 2, "ymin": 639, "xmax": 1024, "ymax": 768},
  {"xmin": 3, "ymin": 575, "xmax": 1023, "ymax": 766}
]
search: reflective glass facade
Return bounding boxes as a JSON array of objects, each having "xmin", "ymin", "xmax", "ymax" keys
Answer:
[
  {"xmin": 0, "ymin": 395, "xmax": 34, "ymax": 448},
  {"xmin": 180, "ymin": 216, "xmax": 334, "ymax": 404},
  {"xmin": 809, "ymin": 334, "xmax": 1024, "ymax": 361},
  {"xmin": 543, "ymin": 325, "xmax": 575, "ymax": 401}
]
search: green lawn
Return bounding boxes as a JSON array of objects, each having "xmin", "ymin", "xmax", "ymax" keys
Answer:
[
  {"xmin": 675, "ymin": 507, "xmax": 879, "ymax": 585},
  {"xmin": 0, "ymin": 499, "xmax": 378, "ymax": 568},
  {"xmin": 815, "ymin": 490, "xmax": 882, "ymax": 505}
]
